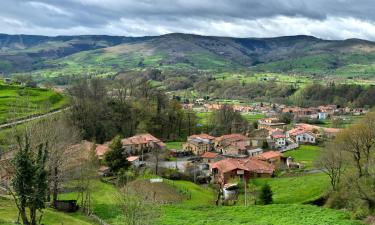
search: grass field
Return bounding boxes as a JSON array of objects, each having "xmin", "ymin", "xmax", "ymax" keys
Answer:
[
  {"xmin": 0, "ymin": 84, "xmax": 68, "ymax": 124},
  {"xmin": 241, "ymin": 112, "xmax": 265, "ymax": 123},
  {"xmin": 54, "ymin": 176, "xmax": 359, "ymax": 225},
  {"xmin": 59, "ymin": 180, "xmax": 123, "ymax": 224},
  {"xmin": 196, "ymin": 111, "xmax": 211, "ymax": 126},
  {"xmin": 283, "ymin": 145, "xmax": 322, "ymax": 169},
  {"xmin": 251, "ymin": 173, "xmax": 330, "ymax": 204},
  {"xmin": 158, "ymin": 176, "xmax": 357, "ymax": 225},
  {"xmin": 166, "ymin": 142, "xmax": 184, "ymax": 150},
  {"xmin": 159, "ymin": 204, "xmax": 359, "ymax": 225},
  {"xmin": 0, "ymin": 196, "xmax": 97, "ymax": 225}
]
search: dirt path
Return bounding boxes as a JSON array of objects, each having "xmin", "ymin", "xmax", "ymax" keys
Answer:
[{"xmin": 0, "ymin": 107, "xmax": 70, "ymax": 130}]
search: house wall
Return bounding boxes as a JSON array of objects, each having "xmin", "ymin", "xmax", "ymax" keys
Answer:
[
  {"xmin": 295, "ymin": 134, "xmax": 315, "ymax": 144},
  {"xmin": 183, "ymin": 142, "xmax": 210, "ymax": 155}
]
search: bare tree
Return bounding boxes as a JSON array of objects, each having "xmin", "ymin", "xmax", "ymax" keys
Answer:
[
  {"xmin": 315, "ymin": 142, "xmax": 345, "ymax": 191},
  {"xmin": 117, "ymin": 187, "xmax": 159, "ymax": 225}
]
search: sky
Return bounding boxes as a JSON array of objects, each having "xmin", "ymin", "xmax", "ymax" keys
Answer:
[{"xmin": 1, "ymin": 0, "xmax": 375, "ymax": 40}]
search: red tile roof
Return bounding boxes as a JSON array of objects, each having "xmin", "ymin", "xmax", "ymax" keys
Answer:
[
  {"xmin": 215, "ymin": 133, "xmax": 248, "ymax": 142},
  {"xmin": 96, "ymin": 144, "xmax": 109, "ymax": 158},
  {"xmin": 189, "ymin": 133, "xmax": 215, "ymax": 140},
  {"xmin": 288, "ymin": 127, "xmax": 312, "ymax": 136},
  {"xmin": 256, "ymin": 151, "xmax": 283, "ymax": 160},
  {"xmin": 211, "ymin": 158, "xmax": 274, "ymax": 174},
  {"xmin": 127, "ymin": 156, "xmax": 140, "ymax": 162},
  {"xmin": 201, "ymin": 152, "xmax": 219, "ymax": 158},
  {"xmin": 121, "ymin": 134, "xmax": 166, "ymax": 147}
]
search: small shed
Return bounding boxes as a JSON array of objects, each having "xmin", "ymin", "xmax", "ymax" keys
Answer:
[{"xmin": 53, "ymin": 200, "xmax": 79, "ymax": 212}]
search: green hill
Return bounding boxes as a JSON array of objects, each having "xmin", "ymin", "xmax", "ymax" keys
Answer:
[
  {"xmin": 2, "ymin": 33, "xmax": 375, "ymax": 78},
  {"xmin": 0, "ymin": 83, "xmax": 68, "ymax": 124}
]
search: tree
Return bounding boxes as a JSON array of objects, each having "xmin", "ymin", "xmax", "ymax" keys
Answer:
[
  {"xmin": 118, "ymin": 187, "xmax": 159, "ymax": 225},
  {"xmin": 11, "ymin": 134, "xmax": 48, "ymax": 225},
  {"xmin": 278, "ymin": 112, "xmax": 293, "ymax": 124},
  {"xmin": 315, "ymin": 142, "xmax": 345, "ymax": 191},
  {"xmin": 104, "ymin": 136, "xmax": 130, "ymax": 173},
  {"xmin": 259, "ymin": 183, "xmax": 273, "ymax": 205},
  {"xmin": 209, "ymin": 104, "xmax": 248, "ymax": 135},
  {"xmin": 322, "ymin": 112, "xmax": 375, "ymax": 214}
]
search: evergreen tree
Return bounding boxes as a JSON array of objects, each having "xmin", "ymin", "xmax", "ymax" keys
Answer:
[
  {"xmin": 259, "ymin": 183, "xmax": 273, "ymax": 205},
  {"xmin": 104, "ymin": 136, "xmax": 130, "ymax": 173},
  {"xmin": 11, "ymin": 134, "xmax": 48, "ymax": 225}
]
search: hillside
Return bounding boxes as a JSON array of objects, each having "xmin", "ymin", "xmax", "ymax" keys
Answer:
[
  {"xmin": 0, "ymin": 83, "xmax": 68, "ymax": 124},
  {"xmin": 1, "ymin": 33, "xmax": 375, "ymax": 77}
]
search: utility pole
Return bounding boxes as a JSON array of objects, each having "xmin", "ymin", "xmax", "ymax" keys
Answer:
[{"xmin": 244, "ymin": 174, "xmax": 247, "ymax": 206}]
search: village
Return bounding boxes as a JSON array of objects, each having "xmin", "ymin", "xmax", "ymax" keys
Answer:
[{"xmin": 1, "ymin": 99, "xmax": 364, "ymax": 188}]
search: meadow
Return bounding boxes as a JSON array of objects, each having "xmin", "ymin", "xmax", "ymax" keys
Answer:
[
  {"xmin": 0, "ymin": 84, "xmax": 68, "ymax": 124},
  {"xmin": 0, "ymin": 196, "xmax": 97, "ymax": 225},
  {"xmin": 54, "ymin": 175, "xmax": 356, "ymax": 225},
  {"xmin": 251, "ymin": 173, "xmax": 330, "ymax": 204},
  {"xmin": 283, "ymin": 145, "xmax": 323, "ymax": 169}
]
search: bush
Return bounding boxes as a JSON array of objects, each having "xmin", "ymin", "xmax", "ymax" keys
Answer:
[{"xmin": 259, "ymin": 183, "xmax": 273, "ymax": 205}]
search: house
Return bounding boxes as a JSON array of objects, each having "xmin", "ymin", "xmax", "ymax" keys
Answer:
[
  {"xmin": 211, "ymin": 157, "xmax": 274, "ymax": 185},
  {"xmin": 249, "ymin": 129, "xmax": 269, "ymax": 148},
  {"xmin": 318, "ymin": 112, "xmax": 328, "ymax": 120},
  {"xmin": 214, "ymin": 134, "xmax": 250, "ymax": 155},
  {"xmin": 183, "ymin": 134, "xmax": 215, "ymax": 155},
  {"xmin": 121, "ymin": 134, "xmax": 166, "ymax": 155},
  {"xmin": 269, "ymin": 129, "xmax": 286, "ymax": 148},
  {"xmin": 295, "ymin": 123, "xmax": 341, "ymax": 139},
  {"xmin": 201, "ymin": 152, "xmax": 221, "ymax": 163},
  {"xmin": 220, "ymin": 141, "xmax": 251, "ymax": 155},
  {"xmin": 256, "ymin": 151, "xmax": 286, "ymax": 168},
  {"xmin": 247, "ymin": 148, "xmax": 263, "ymax": 157},
  {"xmin": 98, "ymin": 166, "xmax": 111, "ymax": 176},
  {"xmin": 258, "ymin": 118, "xmax": 286, "ymax": 130},
  {"xmin": 95, "ymin": 144, "xmax": 109, "ymax": 160},
  {"xmin": 127, "ymin": 156, "xmax": 141, "ymax": 167},
  {"xmin": 287, "ymin": 128, "xmax": 316, "ymax": 144}
]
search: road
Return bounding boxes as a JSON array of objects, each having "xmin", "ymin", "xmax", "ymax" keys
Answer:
[{"xmin": 0, "ymin": 107, "xmax": 70, "ymax": 130}]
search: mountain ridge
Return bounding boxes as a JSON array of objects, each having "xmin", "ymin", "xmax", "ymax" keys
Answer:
[{"xmin": 1, "ymin": 33, "xmax": 375, "ymax": 77}]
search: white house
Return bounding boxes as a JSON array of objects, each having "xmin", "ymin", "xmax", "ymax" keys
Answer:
[
  {"xmin": 287, "ymin": 128, "xmax": 316, "ymax": 144},
  {"xmin": 318, "ymin": 112, "xmax": 327, "ymax": 120}
]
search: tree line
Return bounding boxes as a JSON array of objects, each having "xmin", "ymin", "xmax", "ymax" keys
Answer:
[{"xmin": 317, "ymin": 112, "xmax": 375, "ymax": 218}]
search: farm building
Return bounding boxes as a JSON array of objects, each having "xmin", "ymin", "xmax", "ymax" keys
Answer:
[
  {"xmin": 121, "ymin": 134, "xmax": 166, "ymax": 155},
  {"xmin": 211, "ymin": 157, "xmax": 274, "ymax": 185}
]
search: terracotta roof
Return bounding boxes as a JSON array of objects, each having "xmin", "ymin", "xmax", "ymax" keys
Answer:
[
  {"xmin": 272, "ymin": 134, "xmax": 286, "ymax": 139},
  {"xmin": 256, "ymin": 151, "xmax": 283, "ymax": 160},
  {"xmin": 225, "ymin": 141, "xmax": 249, "ymax": 150},
  {"xmin": 211, "ymin": 158, "xmax": 274, "ymax": 174},
  {"xmin": 121, "ymin": 134, "xmax": 165, "ymax": 147},
  {"xmin": 294, "ymin": 123, "xmax": 341, "ymax": 135},
  {"xmin": 96, "ymin": 144, "xmax": 109, "ymax": 158},
  {"xmin": 288, "ymin": 127, "xmax": 313, "ymax": 136},
  {"xmin": 127, "ymin": 156, "xmax": 140, "ymax": 162},
  {"xmin": 201, "ymin": 152, "xmax": 219, "ymax": 158},
  {"xmin": 215, "ymin": 133, "xmax": 248, "ymax": 142},
  {"xmin": 188, "ymin": 133, "xmax": 215, "ymax": 140}
]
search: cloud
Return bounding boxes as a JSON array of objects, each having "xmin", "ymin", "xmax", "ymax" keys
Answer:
[{"xmin": 1, "ymin": 0, "xmax": 375, "ymax": 40}]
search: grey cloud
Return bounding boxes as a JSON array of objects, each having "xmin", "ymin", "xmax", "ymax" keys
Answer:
[{"xmin": 0, "ymin": 0, "xmax": 375, "ymax": 40}]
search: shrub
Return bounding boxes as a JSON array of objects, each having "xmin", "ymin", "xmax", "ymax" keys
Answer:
[{"xmin": 259, "ymin": 183, "xmax": 273, "ymax": 205}]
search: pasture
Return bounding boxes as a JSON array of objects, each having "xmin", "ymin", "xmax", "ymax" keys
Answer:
[{"xmin": 0, "ymin": 84, "xmax": 68, "ymax": 124}]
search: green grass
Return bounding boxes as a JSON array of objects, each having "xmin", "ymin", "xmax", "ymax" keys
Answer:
[
  {"xmin": 59, "ymin": 180, "xmax": 122, "ymax": 224},
  {"xmin": 0, "ymin": 196, "xmax": 96, "ymax": 225},
  {"xmin": 55, "ymin": 177, "xmax": 359, "ymax": 225},
  {"xmin": 158, "ymin": 204, "xmax": 360, "ymax": 225},
  {"xmin": 166, "ymin": 142, "xmax": 184, "ymax": 150},
  {"xmin": 196, "ymin": 112, "xmax": 211, "ymax": 126},
  {"xmin": 251, "ymin": 173, "xmax": 330, "ymax": 204},
  {"xmin": 0, "ymin": 84, "xmax": 68, "ymax": 124},
  {"xmin": 241, "ymin": 113, "xmax": 265, "ymax": 123},
  {"xmin": 284, "ymin": 145, "xmax": 322, "ymax": 169}
]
